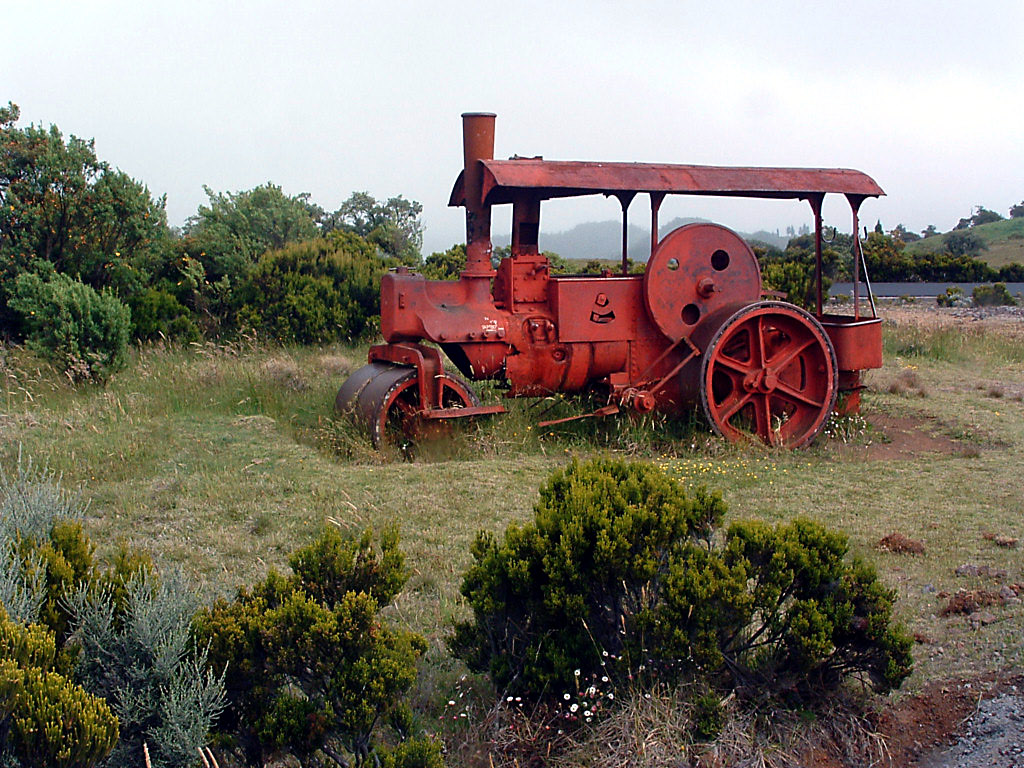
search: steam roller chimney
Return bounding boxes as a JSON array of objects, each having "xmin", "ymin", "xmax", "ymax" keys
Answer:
[{"xmin": 461, "ymin": 112, "xmax": 497, "ymax": 278}]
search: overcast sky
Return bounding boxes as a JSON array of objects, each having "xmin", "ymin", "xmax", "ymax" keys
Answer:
[{"xmin": 5, "ymin": 0, "xmax": 1023, "ymax": 254}]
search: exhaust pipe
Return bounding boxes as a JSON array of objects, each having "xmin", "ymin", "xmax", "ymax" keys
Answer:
[{"xmin": 461, "ymin": 112, "xmax": 496, "ymax": 277}]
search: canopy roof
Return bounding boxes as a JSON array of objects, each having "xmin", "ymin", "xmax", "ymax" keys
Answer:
[{"xmin": 450, "ymin": 159, "xmax": 884, "ymax": 207}]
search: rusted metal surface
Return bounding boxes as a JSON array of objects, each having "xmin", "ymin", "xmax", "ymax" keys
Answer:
[
  {"xmin": 337, "ymin": 113, "xmax": 885, "ymax": 449},
  {"xmin": 451, "ymin": 160, "xmax": 884, "ymax": 206}
]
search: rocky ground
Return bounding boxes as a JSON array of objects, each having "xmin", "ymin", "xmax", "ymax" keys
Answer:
[{"xmin": 921, "ymin": 690, "xmax": 1024, "ymax": 768}]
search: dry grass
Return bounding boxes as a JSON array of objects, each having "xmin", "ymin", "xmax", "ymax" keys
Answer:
[
  {"xmin": 3, "ymin": 305, "xmax": 1024, "ymax": 764},
  {"xmin": 546, "ymin": 686, "xmax": 888, "ymax": 768}
]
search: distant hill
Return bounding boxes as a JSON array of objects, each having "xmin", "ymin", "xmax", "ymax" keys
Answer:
[
  {"xmin": 905, "ymin": 218, "xmax": 1024, "ymax": 268},
  {"xmin": 495, "ymin": 217, "xmax": 790, "ymax": 261}
]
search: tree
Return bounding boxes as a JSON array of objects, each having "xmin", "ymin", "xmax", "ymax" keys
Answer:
[
  {"xmin": 182, "ymin": 183, "xmax": 320, "ymax": 284},
  {"xmin": 971, "ymin": 206, "xmax": 1003, "ymax": 226},
  {"xmin": 921, "ymin": 224, "xmax": 939, "ymax": 238},
  {"xmin": 889, "ymin": 224, "xmax": 920, "ymax": 243},
  {"xmin": 944, "ymin": 229, "xmax": 986, "ymax": 257},
  {"xmin": 1010, "ymin": 201, "xmax": 1024, "ymax": 219},
  {"xmin": 323, "ymin": 192, "xmax": 423, "ymax": 265},
  {"xmin": 0, "ymin": 102, "xmax": 167, "ymax": 337}
]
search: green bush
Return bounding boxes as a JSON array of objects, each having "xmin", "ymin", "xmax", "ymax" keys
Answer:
[
  {"xmin": 7, "ymin": 272, "xmax": 130, "ymax": 381},
  {"xmin": 972, "ymin": 282, "xmax": 1017, "ymax": 307},
  {"xmin": 0, "ymin": 660, "xmax": 119, "ymax": 768},
  {"xmin": 0, "ymin": 456, "xmax": 92, "ymax": 641},
  {"xmin": 234, "ymin": 231, "xmax": 384, "ymax": 343},
  {"xmin": 1, "ymin": 454, "xmax": 221, "ymax": 767},
  {"xmin": 196, "ymin": 527, "xmax": 427, "ymax": 767},
  {"xmin": 761, "ymin": 260, "xmax": 827, "ymax": 310},
  {"xmin": 451, "ymin": 458, "xmax": 726, "ymax": 696},
  {"xmin": 452, "ymin": 458, "xmax": 912, "ymax": 705},
  {"xmin": 125, "ymin": 286, "xmax": 200, "ymax": 342},
  {"xmin": 0, "ymin": 610, "xmax": 118, "ymax": 768}
]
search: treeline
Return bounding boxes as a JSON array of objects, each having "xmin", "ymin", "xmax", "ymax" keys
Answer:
[
  {"xmin": 0, "ymin": 103, "xmax": 425, "ymax": 379},
  {"xmin": 755, "ymin": 230, "xmax": 1023, "ymax": 309}
]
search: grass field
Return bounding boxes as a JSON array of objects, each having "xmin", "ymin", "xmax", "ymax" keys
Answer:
[
  {"xmin": 906, "ymin": 216, "xmax": 1024, "ymax": 268},
  {"xmin": 2, "ymin": 307, "xmax": 1023, "ymax": 721}
]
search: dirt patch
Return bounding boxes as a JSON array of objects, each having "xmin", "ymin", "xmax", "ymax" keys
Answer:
[
  {"xmin": 878, "ymin": 532, "xmax": 927, "ymax": 554},
  {"xmin": 837, "ymin": 413, "xmax": 961, "ymax": 461}
]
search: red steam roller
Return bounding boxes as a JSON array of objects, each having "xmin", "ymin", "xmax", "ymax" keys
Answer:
[{"xmin": 337, "ymin": 113, "xmax": 883, "ymax": 450}]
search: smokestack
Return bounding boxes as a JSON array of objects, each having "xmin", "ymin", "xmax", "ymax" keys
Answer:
[{"xmin": 461, "ymin": 112, "xmax": 496, "ymax": 277}]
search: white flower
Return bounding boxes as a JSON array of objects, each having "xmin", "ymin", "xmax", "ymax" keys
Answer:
[
  {"xmin": 570, "ymin": 703, "xmax": 579, "ymax": 713},
  {"xmin": 563, "ymin": 693, "xmax": 571, "ymax": 700},
  {"xmin": 448, "ymin": 700, "xmax": 455, "ymax": 706},
  {"xmin": 574, "ymin": 669, "xmax": 581, "ymax": 677}
]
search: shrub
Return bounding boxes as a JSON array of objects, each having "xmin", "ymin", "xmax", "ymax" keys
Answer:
[
  {"xmin": 972, "ymin": 282, "xmax": 1016, "ymax": 307},
  {"xmin": 0, "ymin": 609, "xmax": 119, "ymax": 768},
  {"xmin": 761, "ymin": 260, "xmax": 827, "ymax": 310},
  {"xmin": 234, "ymin": 231, "xmax": 384, "ymax": 343},
  {"xmin": 0, "ymin": 660, "xmax": 119, "ymax": 768},
  {"xmin": 936, "ymin": 285, "xmax": 965, "ymax": 307},
  {"xmin": 0, "ymin": 455, "xmax": 91, "ymax": 640},
  {"xmin": 7, "ymin": 272, "xmax": 130, "ymax": 381},
  {"xmin": 1, "ymin": 453, "xmax": 221, "ymax": 766},
  {"xmin": 451, "ymin": 458, "xmax": 726, "ymax": 696},
  {"xmin": 67, "ymin": 570, "xmax": 225, "ymax": 768},
  {"xmin": 125, "ymin": 287, "xmax": 200, "ymax": 343},
  {"xmin": 452, "ymin": 459, "xmax": 912, "ymax": 706},
  {"xmin": 196, "ymin": 527, "xmax": 427, "ymax": 767}
]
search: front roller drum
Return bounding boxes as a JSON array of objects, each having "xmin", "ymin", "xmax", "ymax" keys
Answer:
[
  {"xmin": 336, "ymin": 363, "xmax": 481, "ymax": 449},
  {"xmin": 699, "ymin": 302, "xmax": 838, "ymax": 448}
]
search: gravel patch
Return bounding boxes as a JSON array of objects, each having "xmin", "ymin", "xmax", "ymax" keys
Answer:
[{"xmin": 920, "ymin": 689, "xmax": 1024, "ymax": 768}]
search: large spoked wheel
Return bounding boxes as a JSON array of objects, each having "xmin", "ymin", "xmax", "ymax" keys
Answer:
[
  {"xmin": 699, "ymin": 302, "xmax": 837, "ymax": 448},
  {"xmin": 336, "ymin": 363, "xmax": 480, "ymax": 452}
]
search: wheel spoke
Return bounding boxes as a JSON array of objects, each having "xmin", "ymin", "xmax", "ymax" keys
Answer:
[
  {"xmin": 714, "ymin": 355, "xmax": 756, "ymax": 375},
  {"xmin": 702, "ymin": 304, "xmax": 836, "ymax": 449},
  {"xmin": 718, "ymin": 390, "xmax": 753, "ymax": 423},
  {"xmin": 767, "ymin": 338, "xmax": 815, "ymax": 375},
  {"xmin": 774, "ymin": 381, "xmax": 825, "ymax": 409},
  {"xmin": 752, "ymin": 394, "xmax": 773, "ymax": 444}
]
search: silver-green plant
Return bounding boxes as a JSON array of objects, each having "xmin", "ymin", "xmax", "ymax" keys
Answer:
[{"xmin": 68, "ymin": 569, "xmax": 225, "ymax": 768}]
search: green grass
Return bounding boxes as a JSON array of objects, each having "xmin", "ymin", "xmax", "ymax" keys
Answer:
[
  {"xmin": 906, "ymin": 217, "xmax": 1024, "ymax": 268},
  {"xmin": 2, "ymin": 311, "xmax": 1024, "ymax": 710}
]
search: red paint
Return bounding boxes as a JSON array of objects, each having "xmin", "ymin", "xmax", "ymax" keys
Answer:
[{"xmin": 338, "ymin": 114, "xmax": 885, "ymax": 449}]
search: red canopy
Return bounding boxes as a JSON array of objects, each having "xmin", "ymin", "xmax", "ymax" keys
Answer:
[{"xmin": 450, "ymin": 159, "xmax": 884, "ymax": 207}]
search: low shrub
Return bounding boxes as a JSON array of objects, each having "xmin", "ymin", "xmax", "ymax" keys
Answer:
[
  {"xmin": 7, "ymin": 272, "xmax": 130, "ymax": 381},
  {"xmin": 972, "ymin": 282, "xmax": 1016, "ymax": 307},
  {"xmin": 196, "ymin": 526, "xmax": 428, "ymax": 767},
  {"xmin": 1, "ymin": 454, "xmax": 224, "ymax": 767},
  {"xmin": 452, "ymin": 458, "xmax": 912, "ymax": 706},
  {"xmin": 0, "ymin": 608, "xmax": 119, "ymax": 768},
  {"xmin": 68, "ymin": 570, "xmax": 226, "ymax": 768},
  {"xmin": 936, "ymin": 285, "xmax": 965, "ymax": 307}
]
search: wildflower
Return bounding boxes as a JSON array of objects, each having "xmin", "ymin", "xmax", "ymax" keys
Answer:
[
  {"xmin": 570, "ymin": 703, "xmax": 579, "ymax": 713},
  {"xmin": 563, "ymin": 693, "xmax": 571, "ymax": 700}
]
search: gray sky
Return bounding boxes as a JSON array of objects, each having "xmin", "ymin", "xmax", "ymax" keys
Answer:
[{"xmin": 5, "ymin": 0, "xmax": 1023, "ymax": 254}]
